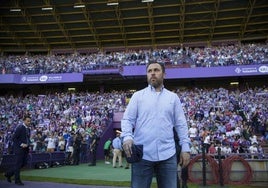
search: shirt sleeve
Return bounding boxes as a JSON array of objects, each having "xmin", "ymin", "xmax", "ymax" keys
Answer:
[
  {"xmin": 174, "ymin": 95, "xmax": 191, "ymax": 152},
  {"xmin": 121, "ymin": 92, "xmax": 139, "ymax": 142}
]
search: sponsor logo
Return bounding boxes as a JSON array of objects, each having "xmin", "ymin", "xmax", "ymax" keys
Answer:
[
  {"xmin": 21, "ymin": 76, "xmax": 26, "ymax": 82},
  {"xmin": 241, "ymin": 67, "xmax": 257, "ymax": 73},
  {"xmin": 258, "ymin": 65, "xmax": 268, "ymax": 73},
  {"xmin": 21, "ymin": 76, "xmax": 39, "ymax": 82},
  {"xmin": 39, "ymin": 75, "xmax": 48, "ymax": 82},
  {"xmin": 235, "ymin": 67, "xmax": 258, "ymax": 74},
  {"xmin": 48, "ymin": 75, "xmax": 62, "ymax": 81},
  {"xmin": 235, "ymin": 67, "xmax": 241, "ymax": 73}
]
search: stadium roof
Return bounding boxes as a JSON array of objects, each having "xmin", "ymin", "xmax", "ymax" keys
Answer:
[{"xmin": 0, "ymin": 0, "xmax": 267, "ymax": 53}]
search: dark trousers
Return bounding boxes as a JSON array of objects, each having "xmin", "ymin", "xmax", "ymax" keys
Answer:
[
  {"xmin": 181, "ymin": 166, "xmax": 188, "ymax": 182},
  {"xmin": 6, "ymin": 150, "xmax": 28, "ymax": 183},
  {"xmin": 177, "ymin": 166, "xmax": 188, "ymax": 188},
  {"xmin": 73, "ymin": 148, "xmax": 81, "ymax": 165},
  {"xmin": 90, "ymin": 148, "xmax": 97, "ymax": 165}
]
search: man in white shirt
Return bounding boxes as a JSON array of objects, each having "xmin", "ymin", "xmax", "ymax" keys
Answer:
[
  {"xmin": 121, "ymin": 62, "xmax": 191, "ymax": 188},
  {"xmin": 188, "ymin": 123, "xmax": 198, "ymax": 139},
  {"xmin": 112, "ymin": 133, "xmax": 123, "ymax": 168}
]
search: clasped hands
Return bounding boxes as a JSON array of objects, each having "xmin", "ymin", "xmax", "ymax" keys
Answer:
[
  {"xmin": 123, "ymin": 139, "xmax": 190, "ymax": 168},
  {"xmin": 179, "ymin": 152, "xmax": 190, "ymax": 168},
  {"xmin": 122, "ymin": 139, "xmax": 134, "ymax": 158}
]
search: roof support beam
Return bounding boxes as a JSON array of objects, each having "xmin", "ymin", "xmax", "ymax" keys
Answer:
[
  {"xmin": 114, "ymin": 5, "xmax": 128, "ymax": 48},
  {"xmin": 146, "ymin": 2, "xmax": 156, "ymax": 48},
  {"xmin": 239, "ymin": 0, "xmax": 256, "ymax": 41},
  {"xmin": 1, "ymin": 20, "xmax": 26, "ymax": 49},
  {"xmin": 208, "ymin": 0, "xmax": 220, "ymax": 44},
  {"xmin": 0, "ymin": 0, "xmax": 26, "ymax": 49},
  {"xmin": 43, "ymin": 0, "xmax": 75, "ymax": 49},
  {"xmin": 17, "ymin": 0, "xmax": 50, "ymax": 50},
  {"xmin": 78, "ymin": 0, "xmax": 102, "ymax": 50},
  {"xmin": 178, "ymin": 0, "xmax": 185, "ymax": 44},
  {"xmin": 0, "ymin": 0, "xmax": 267, "ymax": 52}
]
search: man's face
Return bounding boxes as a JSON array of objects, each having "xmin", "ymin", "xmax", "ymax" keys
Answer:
[
  {"xmin": 24, "ymin": 118, "xmax": 31, "ymax": 126},
  {"xmin": 146, "ymin": 63, "xmax": 165, "ymax": 89}
]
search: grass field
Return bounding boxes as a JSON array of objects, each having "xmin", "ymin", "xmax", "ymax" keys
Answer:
[{"xmin": 1, "ymin": 160, "xmax": 267, "ymax": 188}]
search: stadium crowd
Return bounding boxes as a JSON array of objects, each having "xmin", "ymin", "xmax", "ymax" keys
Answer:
[
  {"xmin": 0, "ymin": 85, "xmax": 267, "ymax": 162},
  {"xmin": 0, "ymin": 43, "xmax": 267, "ymax": 75}
]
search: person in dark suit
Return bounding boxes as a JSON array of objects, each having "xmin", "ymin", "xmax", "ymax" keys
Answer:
[
  {"xmin": 88, "ymin": 130, "xmax": 99, "ymax": 166},
  {"xmin": 4, "ymin": 115, "xmax": 31, "ymax": 186},
  {"xmin": 72, "ymin": 132, "xmax": 82, "ymax": 165}
]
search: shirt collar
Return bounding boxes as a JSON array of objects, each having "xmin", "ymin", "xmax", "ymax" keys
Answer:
[
  {"xmin": 23, "ymin": 123, "xmax": 28, "ymax": 129},
  {"xmin": 148, "ymin": 84, "xmax": 164, "ymax": 92}
]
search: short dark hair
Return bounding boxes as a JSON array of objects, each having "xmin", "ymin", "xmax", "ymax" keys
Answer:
[
  {"xmin": 23, "ymin": 115, "xmax": 31, "ymax": 120},
  {"xmin": 146, "ymin": 61, "xmax": 165, "ymax": 73}
]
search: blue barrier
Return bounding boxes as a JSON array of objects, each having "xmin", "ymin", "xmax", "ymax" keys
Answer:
[
  {"xmin": 29, "ymin": 152, "xmax": 51, "ymax": 168},
  {"xmin": 0, "ymin": 152, "xmax": 67, "ymax": 170},
  {"xmin": 0, "ymin": 154, "xmax": 16, "ymax": 170},
  {"xmin": 49, "ymin": 152, "xmax": 66, "ymax": 166}
]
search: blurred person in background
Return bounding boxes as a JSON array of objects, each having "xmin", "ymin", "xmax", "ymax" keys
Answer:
[
  {"xmin": 103, "ymin": 138, "xmax": 112, "ymax": 164},
  {"xmin": 112, "ymin": 133, "xmax": 123, "ymax": 168},
  {"xmin": 72, "ymin": 132, "xmax": 82, "ymax": 165},
  {"xmin": 88, "ymin": 130, "xmax": 99, "ymax": 166},
  {"xmin": 4, "ymin": 115, "xmax": 31, "ymax": 186}
]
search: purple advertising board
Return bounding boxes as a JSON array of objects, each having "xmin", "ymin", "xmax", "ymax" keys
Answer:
[
  {"xmin": 122, "ymin": 64, "xmax": 268, "ymax": 78},
  {"xmin": 0, "ymin": 74, "xmax": 17, "ymax": 83},
  {"xmin": 1, "ymin": 65, "xmax": 267, "ymax": 84},
  {"xmin": 82, "ymin": 68, "xmax": 119, "ymax": 75},
  {"xmin": 0, "ymin": 73, "xmax": 83, "ymax": 84}
]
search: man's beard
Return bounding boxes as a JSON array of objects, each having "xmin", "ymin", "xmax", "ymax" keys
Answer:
[{"xmin": 148, "ymin": 78, "xmax": 162, "ymax": 89}]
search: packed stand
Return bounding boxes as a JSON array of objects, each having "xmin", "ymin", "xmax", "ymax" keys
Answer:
[
  {"xmin": 177, "ymin": 86, "xmax": 268, "ymax": 159},
  {"xmin": 0, "ymin": 43, "xmax": 267, "ymax": 75},
  {"xmin": 0, "ymin": 86, "xmax": 267, "ymax": 161},
  {"xmin": 0, "ymin": 91, "xmax": 127, "ymax": 165}
]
